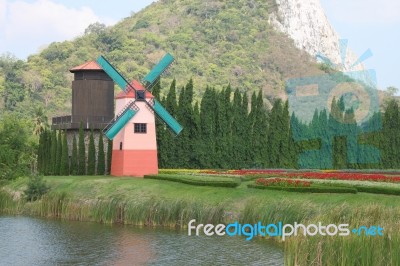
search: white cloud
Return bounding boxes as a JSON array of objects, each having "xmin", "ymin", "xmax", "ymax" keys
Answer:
[
  {"xmin": 322, "ymin": 0, "xmax": 400, "ymax": 24},
  {"xmin": 0, "ymin": 0, "xmax": 114, "ymax": 58}
]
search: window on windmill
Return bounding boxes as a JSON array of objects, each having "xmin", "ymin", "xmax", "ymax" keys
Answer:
[{"xmin": 134, "ymin": 123, "xmax": 147, "ymax": 134}]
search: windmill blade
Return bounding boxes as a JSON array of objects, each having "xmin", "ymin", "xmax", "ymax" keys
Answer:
[
  {"xmin": 151, "ymin": 99, "xmax": 183, "ymax": 135},
  {"xmin": 103, "ymin": 102, "xmax": 139, "ymax": 140},
  {"xmin": 96, "ymin": 56, "xmax": 135, "ymax": 93},
  {"xmin": 143, "ymin": 53, "xmax": 174, "ymax": 90}
]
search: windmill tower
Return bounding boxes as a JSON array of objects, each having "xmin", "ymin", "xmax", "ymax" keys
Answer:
[{"xmin": 96, "ymin": 54, "xmax": 183, "ymax": 177}]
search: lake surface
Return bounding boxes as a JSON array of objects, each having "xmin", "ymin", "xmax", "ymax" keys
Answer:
[{"xmin": 0, "ymin": 216, "xmax": 283, "ymax": 266}]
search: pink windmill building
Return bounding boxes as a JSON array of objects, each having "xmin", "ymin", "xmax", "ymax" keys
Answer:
[{"xmin": 97, "ymin": 54, "xmax": 183, "ymax": 177}]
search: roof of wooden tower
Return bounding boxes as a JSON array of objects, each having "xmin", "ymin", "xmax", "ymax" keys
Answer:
[{"xmin": 70, "ymin": 61, "xmax": 103, "ymax": 73}]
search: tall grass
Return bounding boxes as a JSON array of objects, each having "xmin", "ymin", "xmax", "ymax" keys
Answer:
[
  {"xmin": 238, "ymin": 199, "xmax": 400, "ymax": 265},
  {"xmin": 1, "ymin": 191, "xmax": 225, "ymax": 227}
]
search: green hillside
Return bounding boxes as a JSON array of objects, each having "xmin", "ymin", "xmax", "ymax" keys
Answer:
[{"xmin": 0, "ymin": 0, "xmax": 325, "ymax": 119}]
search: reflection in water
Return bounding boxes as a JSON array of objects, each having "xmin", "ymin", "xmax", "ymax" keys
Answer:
[{"xmin": 0, "ymin": 216, "xmax": 283, "ymax": 266}]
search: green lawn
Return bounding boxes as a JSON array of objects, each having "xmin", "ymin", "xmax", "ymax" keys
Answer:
[{"xmin": 5, "ymin": 175, "xmax": 400, "ymax": 210}]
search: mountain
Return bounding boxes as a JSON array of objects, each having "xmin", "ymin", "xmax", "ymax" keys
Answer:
[{"xmin": 0, "ymin": 0, "xmax": 354, "ymax": 119}]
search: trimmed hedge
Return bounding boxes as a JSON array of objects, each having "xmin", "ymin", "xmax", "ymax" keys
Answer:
[
  {"xmin": 247, "ymin": 184, "xmax": 358, "ymax": 194},
  {"xmin": 353, "ymin": 185, "xmax": 400, "ymax": 196},
  {"xmin": 145, "ymin": 174, "xmax": 240, "ymax": 188},
  {"xmin": 318, "ymin": 182, "xmax": 400, "ymax": 196}
]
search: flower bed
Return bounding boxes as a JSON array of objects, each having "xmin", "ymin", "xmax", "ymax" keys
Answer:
[
  {"xmin": 255, "ymin": 178, "xmax": 311, "ymax": 187},
  {"xmin": 201, "ymin": 169, "xmax": 400, "ymax": 183}
]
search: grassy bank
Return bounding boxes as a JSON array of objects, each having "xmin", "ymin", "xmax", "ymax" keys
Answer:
[{"xmin": 1, "ymin": 175, "xmax": 400, "ymax": 265}]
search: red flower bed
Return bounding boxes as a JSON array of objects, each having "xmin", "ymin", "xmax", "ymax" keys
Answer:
[
  {"xmin": 201, "ymin": 169, "xmax": 400, "ymax": 183},
  {"xmin": 285, "ymin": 172, "xmax": 400, "ymax": 183},
  {"xmin": 255, "ymin": 178, "xmax": 311, "ymax": 187}
]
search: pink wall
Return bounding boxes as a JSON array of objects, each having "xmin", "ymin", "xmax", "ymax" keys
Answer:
[{"xmin": 113, "ymin": 96, "xmax": 157, "ymax": 151}]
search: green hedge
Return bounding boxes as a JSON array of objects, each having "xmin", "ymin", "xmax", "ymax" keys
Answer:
[
  {"xmin": 247, "ymin": 184, "xmax": 358, "ymax": 194},
  {"xmin": 145, "ymin": 174, "xmax": 240, "ymax": 188},
  {"xmin": 318, "ymin": 182, "xmax": 400, "ymax": 196},
  {"xmin": 353, "ymin": 185, "xmax": 400, "ymax": 196}
]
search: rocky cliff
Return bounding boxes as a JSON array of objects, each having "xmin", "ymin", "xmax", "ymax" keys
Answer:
[{"xmin": 269, "ymin": 0, "xmax": 363, "ymax": 72}]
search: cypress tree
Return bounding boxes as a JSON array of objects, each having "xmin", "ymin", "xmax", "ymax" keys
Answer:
[
  {"xmin": 191, "ymin": 101, "xmax": 201, "ymax": 168},
  {"xmin": 107, "ymin": 139, "xmax": 112, "ymax": 174},
  {"xmin": 231, "ymin": 88, "xmax": 243, "ymax": 168},
  {"xmin": 45, "ymin": 130, "xmax": 52, "ymax": 175},
  {"xmin": 60, "ymin": 131, "xmax": 69, "ymax": 175},
  {"xmin": 176, "ymin": 79, "xmax": 196, "ymax": 168},
  {"xmin": 382, "ymin": 99, "xmax": 400, "ymax": 168},
  {"xmin": 241, "ymin": 92, "xmax": 251, "ymax": 167},
  {"xmin": 199, "ymin": 87, "xmax": 217, "ymax": 168},
  {"xmin": 78, "ymin": 122, "xmax": 86, "ymax": 175},
  {"xmin": 152, "ymin": 81, "xmax": 165, "ymax": 169},
  {"xmin": 160, "ymin": 79, "xmax": 178, "ymax": 168},
  {"xmin": 50, "ymin": 130, "xmax": 57, "ymax": 175},
  {"xmin": 71, "ymin": 134, "xmax": 78, "ymax": 175},
  {"xmin": 215, "ymin": 86, "xmax": 232, "ymax": 168},
  {"xmin": 55, "ymin": 130, "xmax": 62, "ymax": 175},
  {"xmin": 87, "ymin": 130, "xmax": 96, "ymax": 175},
  {"xmin": 37, "ymin": 131, "xmax": 45, "ymax": 174},
  {"xmin": 97, "ymin": 133, "xmax": 105, "ymax": 175}
]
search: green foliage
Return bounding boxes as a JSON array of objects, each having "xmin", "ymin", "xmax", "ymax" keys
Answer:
[
  {"xmin": 24, "ymin": 175, "xmax": 50, "ymax": 201},
  {"xmin": 0, "ymin": 114, "xmax": 34, "ymax": 180},
  {"xmin": 132, "ymin": 19, "xmax": 150, "ymax": 30},
  {"xmin": 97, "ymin": 133, "xmax": 105, "ymax": 175},
  {"xmin": 78, "ymin": 123, "xmax": 86, "ymax": 175},
  {"xmin": 145, "ymin": 174, "xmax": 240, "ymax": 187},
  {"xmin": 87, "ymin": 130, "xmax": 96, "ymax": 175}
]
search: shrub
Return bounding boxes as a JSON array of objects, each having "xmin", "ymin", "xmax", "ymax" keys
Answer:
[
  {"xmin": 145, "ymin": 174, "xmax": 240, "ymax": 188},
  {"xmin": 24, "ymin": 175, "xmax": 50, "ymax": 201}
]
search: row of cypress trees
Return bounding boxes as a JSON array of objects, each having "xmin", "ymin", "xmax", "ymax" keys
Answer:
[
  {"xmin": 154, "ymin": 79, "xmax": 400, "ymax": 170},
  {"xmin": 37, "ymin": 123, "xmax": 112, "ymax": 175},
  {"xmin": 153, "ymin": 79, "xmax": 296, "ymax": 169}
]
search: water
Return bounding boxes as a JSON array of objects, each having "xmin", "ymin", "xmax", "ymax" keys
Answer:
[{"xmin": 0, "ymin": 216, "xmax": 283, "ymax": 266}]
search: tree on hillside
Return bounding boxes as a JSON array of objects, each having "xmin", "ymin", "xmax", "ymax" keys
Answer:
[{"xmin": 0, "ymin": 115, "xmax": 32, "ymax": 179}]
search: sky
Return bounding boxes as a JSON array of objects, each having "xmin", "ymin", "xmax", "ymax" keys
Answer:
[
  {"xmin": 320, "ymin": 0, "xmax": 400, "ymax": 91},
  {"xmin": 0, "ymin": 0, "xmax": 398, "ymax": 90}
]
